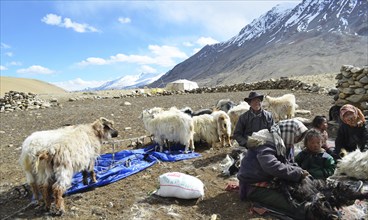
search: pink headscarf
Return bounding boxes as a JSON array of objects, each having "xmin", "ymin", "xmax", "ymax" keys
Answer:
[{"xmin": 339, "ymin": 104, "xmax": 366, "ymax": 127}]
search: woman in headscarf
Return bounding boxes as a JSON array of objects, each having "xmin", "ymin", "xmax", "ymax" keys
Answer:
[
  {"xmin": 334, "ymin": 104, "xmax": 368, "ymax": 159},
  {"xmin": 237, "ymin": 119, "xmax": 309, "ymax": 220}
]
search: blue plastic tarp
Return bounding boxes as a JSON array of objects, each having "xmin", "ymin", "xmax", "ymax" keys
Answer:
[{"xmin": 65, "ymin": 144, "xmax": 201, "ymax": 195}]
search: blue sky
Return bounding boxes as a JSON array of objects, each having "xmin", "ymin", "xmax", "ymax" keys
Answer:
[{"xmin": 1, "ymin": 1, "xmax": 300, "ymax": 91}]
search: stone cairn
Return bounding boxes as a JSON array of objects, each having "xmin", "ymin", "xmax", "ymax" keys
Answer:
[
  {"xmin": 0, "ymin": 91, "xmax": 59, "ymax": 113},
  {"xmin": 334, "ymin": 65, "xmax": 368, "ymax": 115}
]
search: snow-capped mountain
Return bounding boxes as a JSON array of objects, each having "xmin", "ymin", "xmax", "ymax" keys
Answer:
[
  {"xmin": 91, "ymin": 72, "xmax": 164, "ymax": 91},
  {"xmin": 149, "ymin": 0, "xmax": 368, "ymax": 88}
]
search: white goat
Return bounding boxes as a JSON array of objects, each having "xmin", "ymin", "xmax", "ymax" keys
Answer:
[
  {"xmin": 213, "ymin": 110, "xmax": 232, "ymax": 147},
  {"xmin": 263, "ymin": 93, "xmax": 297, "ymax": 121},
  {"xmin": 227, "ymin": 101, "xmax": 250, "ymax": 135},
  {"xmin": 193, "ymin": 110, "xmax": 232, "ymax": 148},
  {"xmin": 141, "ymin": 108, "xmax": 195, "ymax": 153},
  {"xmin": 19, "ymin": 118, "xmax": 118, "ymax": 215},
  {"xmin": 333, "ymin": 149, "xmax": 368, "ymax": 180}
]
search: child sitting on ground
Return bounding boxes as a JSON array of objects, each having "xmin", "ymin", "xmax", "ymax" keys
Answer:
[
  {"xmin": 311, "ymin": 115, "xmax": 334, "ymax": 155},
  {"xmin": 295, "ymin": 129, "xmax": 336, "ymax": 179}
]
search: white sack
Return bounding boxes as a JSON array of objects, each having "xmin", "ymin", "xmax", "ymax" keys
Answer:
[{"xmin": 155, "ymin": 172, "xmax": 204, "ymax": 199}]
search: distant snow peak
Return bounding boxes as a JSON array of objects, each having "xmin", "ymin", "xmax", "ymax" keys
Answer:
[{"xmin": 90, "ymin": 72, "xmax": 164, "ymax": 91}]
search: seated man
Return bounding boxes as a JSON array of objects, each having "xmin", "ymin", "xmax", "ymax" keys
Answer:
[{"xmin": 233, "ymin": 91, "xmax": 274, "ymax": 148}]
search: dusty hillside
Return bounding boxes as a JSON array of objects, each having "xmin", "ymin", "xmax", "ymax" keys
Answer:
[
  {"xmin": 0, "ymin": 76, "xmax": 66, "ymax": 97},
  {"xmin": 209, "ymin": 35, "xmax": 366, "ymax": 87}
]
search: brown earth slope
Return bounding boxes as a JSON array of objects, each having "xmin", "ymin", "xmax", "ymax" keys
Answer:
[{"xmin": 0, "ymin": 76, "xmax": 66, "ymax": 97}]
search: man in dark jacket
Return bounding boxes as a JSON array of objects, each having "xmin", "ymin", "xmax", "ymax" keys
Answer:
[
  {"xmin": 237, "ymin": 119, "xmax": 309, "ymax": 220},
  {"xmin": 233, "ymin": 91, "xmax": 274, "ymax": 148}
]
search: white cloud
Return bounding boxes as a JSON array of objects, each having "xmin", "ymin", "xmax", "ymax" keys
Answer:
[
  {"xmin": 146, "ymin": 1, "xmax": 300, "ymax": 40},
  {"xmin": 149, "ymin": 45, "xmax": 187, "ymax": 58},
  {"xmin": 52, "ymin": 78, "xmax": 107, "ymax": 91},
  {"xmin": 79, "ymin": 57, "xmax": 109, "ymax": 65},
  {"xmin": 41, "ymin": 14, "xmax": 62, "ymax": 25},
  {"xmin": 1, "ymin": 42, "xmax": 11, "ymax": 49},
  {"xmin": 118, "ymin": 17, "xmax": 131, "ymax": 24},
  {"xmin": 41, "ymin": 13, "xmax": 99, "ymax": 33},
  {"xmin": 183, "ymin": 42, "xmax": 194, "ymax": 47},
  {"xmin": 193, "ymin": 48, "xmax": 201, "ymax": 54},
  {"xmin": 110, "ymin": 54, "xmax": 155, "ymax": 64},
  {"xmin": 0, "ymin": 65, "xmax": 8, "ymax": 71},
  {"xmin": 196, "ymin": 37, "xmax": 219, "ymax": 46},
  {"xmin": 139, "ymin": 65, "xmax": 157, "ymax": 73},
  {"xmin": 16, "ymin": 65, "xmax": 54, "ymax": 74},
  {"xmin": 9, "ymin": 61, "xmax": 22, "ymax": 66},
  {"xmin": 5, "ymin": 52, "xmax": 13, "ymax": 57},
  {"xmin": 77, "ymin": 44, "xmax": 188, "ymax": 67}
]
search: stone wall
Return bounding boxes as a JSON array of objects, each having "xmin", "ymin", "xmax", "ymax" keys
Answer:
[
  {"xmin": 0, "ymin": 78, "xmax": 337, "ymax": 113},
  {"xmin": 0, "ymin": 91, "xmax": 59, "ymax": 113},
  {"xmin": 334, "ymin": 65, "xmax": 368, "ymax": 115}
]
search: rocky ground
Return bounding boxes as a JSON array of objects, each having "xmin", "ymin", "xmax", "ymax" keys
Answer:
[{"xmin": 0, "ymin": 86, "xmax": 339, "ymax": 220}]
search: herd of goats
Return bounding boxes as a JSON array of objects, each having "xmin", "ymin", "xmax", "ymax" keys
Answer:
[{"xmin": 18, "ymin": 93, "xmax": 367, "ymax": 219}]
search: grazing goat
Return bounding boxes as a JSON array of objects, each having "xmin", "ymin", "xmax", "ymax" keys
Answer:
[
  {"xmin": 192, "ymin": 110, "xmax": 232, "ymax": 148},
  {"xmin": 333, "ymin": 149, "xmax": 368, "ymax": 180},
  {"xmin": 19, "ymin": 118, "xmax": 118, "ymax": 215},
  {"xmin": 141, "ymin": 107, "xmax": 195, "ymax": 153},
  {"xmin": 263, "ymin": 94, "xmax": 297, "ymax": 121},
  {"xmin": 216, "ymin": 99, "xmax": 236, "ymax": 113},
  {"xmin": 227, "ymin": 101, "xmax": 250, "ymax": 134}
]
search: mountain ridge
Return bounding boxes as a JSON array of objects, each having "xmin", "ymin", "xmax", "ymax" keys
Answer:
[{"xmin": 149, "ymin": 0, "xmax": 368, "ymax": 88}]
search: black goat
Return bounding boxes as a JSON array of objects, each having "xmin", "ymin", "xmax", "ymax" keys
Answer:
[
  {"xmin": 274, "ymin": 176, "xmax": 368, "ymax": 219},
  {"xmin": 180, "ymin": 107, "xmax": 213, "ymax": 117}
]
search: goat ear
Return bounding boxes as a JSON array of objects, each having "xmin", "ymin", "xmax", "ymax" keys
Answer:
[
  {"xmin": 100, "ymin": 117, "xmax": 114, "ymax": 126},
  {"xmin": 99, "ymin": 117, "xmax": 108, "ymax": 124},
  {"xmin": 92, "ymin": 119, "xmax": 104, "ymax": 135}
]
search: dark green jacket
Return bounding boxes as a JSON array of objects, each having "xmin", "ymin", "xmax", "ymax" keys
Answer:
[{"xmin": 295, "ymin": 150, "xmax": 335, "ymax": 179}]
